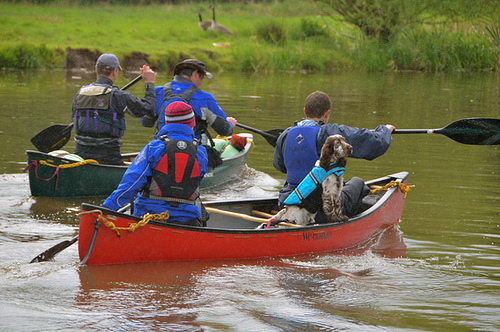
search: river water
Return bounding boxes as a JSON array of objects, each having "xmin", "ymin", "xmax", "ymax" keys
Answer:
[{"xmin": 0, "ymin": 69, "xmax": 499, "ymax": 331}]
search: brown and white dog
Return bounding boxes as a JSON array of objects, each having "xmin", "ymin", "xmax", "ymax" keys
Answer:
[{"xmin": 272, "ymin": 135, "xmax": 353, "ymax": 226}]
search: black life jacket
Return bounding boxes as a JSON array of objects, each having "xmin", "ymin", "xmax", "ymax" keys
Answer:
[
  {"xmin": 141, "ymin": 136, "xmax": 200, "ymax": 204},
  {"xmin": 73, "ymin": 84, "xmax": 125, "ymax": 138},
  {"xmin": 157, "ymin": 83, "xmax": 200, "ymax": 130}
]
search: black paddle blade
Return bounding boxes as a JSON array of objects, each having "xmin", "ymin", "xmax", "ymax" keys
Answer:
[
  {"xmin": 30, "ymin": 236, "xmax": 78, "ymax": 263},
  {"xmin": 263, "ymin": 129, "xmax": 283, "ymax": 147},
  {"xmin": 235, "ymin": 123, "xmax": 283, "ymax": 147},
  {"xmin": 30, "ymin": 123, "xmax": 74, "ymax": 153},
  {"xmin": 439, "ymin": 118, "xmax": 500, "ymax": 145}
]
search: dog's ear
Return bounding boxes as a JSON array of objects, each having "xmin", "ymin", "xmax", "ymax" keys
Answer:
[
  {"xmin": 337, "ymin": 136, "xmax": 351, "ymax": 167},
  {"xmin": 319, "ymin": 136, "xmax": 336, "ymax": 169}
]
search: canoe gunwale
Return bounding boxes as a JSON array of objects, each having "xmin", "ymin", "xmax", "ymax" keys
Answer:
[{"xmin": 26, "ymin": 150, "xmax": 132, "ymax": 170}]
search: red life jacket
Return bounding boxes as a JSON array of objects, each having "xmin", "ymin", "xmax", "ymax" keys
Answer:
[{"xmin": 142, "ymin": 136, "xmax": 200, "ymax": 204}]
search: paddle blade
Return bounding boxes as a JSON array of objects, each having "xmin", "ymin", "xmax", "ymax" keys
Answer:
[
  {"xmin": 439, "ymin": 118, "xmax": 500, "ymax": 145},
  {"xmin": 30, "ymin": 236, "xmax": 78, "ymax": 263},
  {"xmin": 235, "ymin": 123, "xmax": 283, "ymax": 147},
  {"xmin": 264, "ymin": 129, "xmax": 283, "ymax": 147},
  {"xmin": 30, "ymin": 123, "xmax": 74, "ymax": 153}
]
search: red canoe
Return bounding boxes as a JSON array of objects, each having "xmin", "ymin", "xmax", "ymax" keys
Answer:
[{"xmin": 78, "ymin": 172, "xmax": 410, "ymax": 265}]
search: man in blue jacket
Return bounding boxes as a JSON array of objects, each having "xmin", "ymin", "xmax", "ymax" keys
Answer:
[
  {"xmin": 274, "ymin": 90, "xmax": 395, "ymax": 219},
  {"xmin": 103, "ymin": 101, "xmax": 209, "ymax": 226},
  {"xmin": 143, "ymin": 59, "xmax": 237, "ymax": 143}
]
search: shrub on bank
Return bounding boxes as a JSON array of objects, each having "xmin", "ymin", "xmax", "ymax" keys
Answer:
[
  {"xmin": 356, "ymin": 29, "xmax": 499, "ymax": 72},
  {"xmin": 0, "ymin": 43, "xmax": 62, "ymax": 69}
]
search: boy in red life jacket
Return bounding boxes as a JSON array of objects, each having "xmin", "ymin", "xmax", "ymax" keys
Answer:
[{"xmin": 103, "ymin": 102, "xmax": 209, "ymax": 226}]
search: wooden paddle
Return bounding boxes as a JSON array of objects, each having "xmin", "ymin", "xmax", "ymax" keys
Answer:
[
  {"xmin": 393, "ymin": 118, "xmax": 500, "ymax": 145},
  {"xmin": 235, "ymin": 123, "xmax": 283, "ymax": 147},
  {"xmin": 30, "ymin": 204, "xmax": 131, "ymax": 263},
  {"xmin": 30, "ymin": 74, "xmax": 143, "ymax": 153},
  {"xmin": 205, "ymin": 206, "xmax": 300, "ymax": 227}
]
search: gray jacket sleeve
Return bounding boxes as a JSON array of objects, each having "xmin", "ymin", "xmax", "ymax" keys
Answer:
[
  {"xmin": 113, "ymin": 82, "xmax": 156, "ymax": 118},
  {"xmin": 318, "ymin": 124, "xmax": 392, "ymax": 160}
]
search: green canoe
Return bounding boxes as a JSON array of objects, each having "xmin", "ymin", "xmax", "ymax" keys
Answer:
[{"xmin": 24, "ymin": 134, "xmax": 254, "ymax": 198}]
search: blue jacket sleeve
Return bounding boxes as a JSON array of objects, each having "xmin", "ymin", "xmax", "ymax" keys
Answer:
[
  {"xmin": 319, "ymin": 124, "xmax": 392, "ymax": 160},
  {"xmin": 103, "ymin": 141, "xmax": 162, "ymax": 211},
  {"xmin": 154, "ymin": 86, "xmax": 164, "ymax": 116},
  {"xmin": 191, "ymin": 91, "xmax": 234, "ymax": 136},
  {"xmin": 197, "ymin": 145, "xmax": 208, "ymax": 179}
]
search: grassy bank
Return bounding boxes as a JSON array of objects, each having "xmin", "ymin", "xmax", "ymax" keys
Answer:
[{"xmin": 0, "ymin": 1, "xmax": 499, "ymax": 72}]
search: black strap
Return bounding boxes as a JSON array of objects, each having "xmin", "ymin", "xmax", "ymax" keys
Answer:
[{"xmin": 79, "ymin": 218, "xmax": 101, "ymax": 265}]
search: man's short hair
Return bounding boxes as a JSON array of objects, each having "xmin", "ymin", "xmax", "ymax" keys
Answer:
[
  {"xmin": 304, "ymin": 91, "xmax": 331, "ymax": 118},
  {"xmin": 96, "ymin": 66, "xmax": 114, "ymax": 77},
  {"xmin": 177, "ymin": 67, "xmax": 196, "ymax": 77}
]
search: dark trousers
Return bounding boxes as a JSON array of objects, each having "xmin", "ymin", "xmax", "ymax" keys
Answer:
[{"xmin": 74, "ymin": 144, "xmax": 124, "ymax": 165}]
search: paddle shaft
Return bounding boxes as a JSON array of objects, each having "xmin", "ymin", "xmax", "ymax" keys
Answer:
[
  {"xmin": 120, "ymin": 74, "xmax": 143, "ymax": 91},
  {"xmin": 236, "ymin": 123, "xmax": 277, "ymax": 138},
  {"xmin": 205, "ymin": 206, "xmax": 300, "ymax": 227},
  {"xmin": 393, "ymin": 129, "xmax": 440, "ymax": 134}
]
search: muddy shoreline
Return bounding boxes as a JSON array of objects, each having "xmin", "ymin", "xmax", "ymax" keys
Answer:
[{"xmin": 66, "ymin": 47, "xmax": 156, "ymax": 71}]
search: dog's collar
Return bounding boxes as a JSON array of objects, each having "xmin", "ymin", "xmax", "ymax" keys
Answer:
[{"xmin": 324, "ymin": 162, "xmax": 345, "ymax": 177}]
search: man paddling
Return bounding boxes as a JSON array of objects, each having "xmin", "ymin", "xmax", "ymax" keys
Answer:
[
  {"xmin": 142, "ymin": 59, "xmax": 236, "ymax": 168},
  {"xmin": 71, "ymin": 53, "xmax": 156, "ymax": 165},
  {"xmin": 274, "ymin": 90, "xmax": 396, "ymax": 220}
]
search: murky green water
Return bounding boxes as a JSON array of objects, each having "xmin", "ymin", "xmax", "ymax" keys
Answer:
[{"xmin": 0, "ymin": 69, "xmax": 499, "ymax": 331}]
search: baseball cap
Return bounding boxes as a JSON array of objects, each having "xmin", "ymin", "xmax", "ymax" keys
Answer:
[
  {"xmin": 96, "ymin": 53, "xmax": 122, "ymax": 70},
  {"xmin": 165, "ymin": 101, "xmax": 196, "ymax": 128}
]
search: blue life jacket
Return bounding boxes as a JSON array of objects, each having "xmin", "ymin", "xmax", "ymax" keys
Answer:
[
  {"xmin": 157, "ymin": 83, "xmax": 199, "ymax": 130},
  {"xmin": 284, "ymin": 163, "xmax": 345, "ymax": 209},
  {"xmin": 72, "ymin": 84, "xmax": 125, "ymax": 138},
  {"xmin": 283, "ymin": 126, "xmax": 320, "ymax": 186}
]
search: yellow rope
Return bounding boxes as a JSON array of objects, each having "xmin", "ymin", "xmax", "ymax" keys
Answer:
[
  {"xmin": 248, "ymin": 138, "xmax": 255, "ymax": 153},
  {"xmin": 40, "ymin": 159, "xmax": 99, "ymax": 168},
  {"xmin": 214, "ymin": 135, "xmax": 229, "ymax": 141},
  {"xmin": 79, "ymin": 209, "xmax": 170, "ymax": 238},
  {"xmin": 369, "ymin": 180, "xmax": 413, "ymax": 198}
]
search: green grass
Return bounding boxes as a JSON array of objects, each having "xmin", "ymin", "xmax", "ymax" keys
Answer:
[{"xmin": 0, "ymin": 1, "xmax": 498, "ymax": 72}]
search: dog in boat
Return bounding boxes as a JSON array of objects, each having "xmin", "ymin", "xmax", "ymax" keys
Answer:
[{"xmin": 272, "ymin": 135, "xmax": 353, "ymax": 226}]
